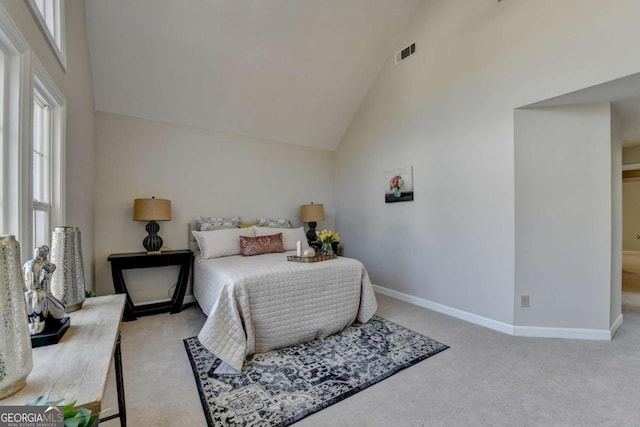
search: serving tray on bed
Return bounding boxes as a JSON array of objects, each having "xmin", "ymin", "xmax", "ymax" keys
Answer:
[{"xmin": 287, "ymin": 254, "xmax": 337, "ymax": 263}]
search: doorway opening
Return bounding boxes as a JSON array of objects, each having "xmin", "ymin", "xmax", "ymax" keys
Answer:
[{"xmin": 622, "ymin": 162, "xmax": 640, "ymax": 311}]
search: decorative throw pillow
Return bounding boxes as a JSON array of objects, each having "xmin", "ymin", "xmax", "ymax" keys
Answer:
[
  {"xmin": 237, "ymin": 223, "xmax": 257, "ymax": 228},
  {"xmin": 254, "ymin": 226, "xmax": 308, "ymax": 251},
  {"xmin": 196, "ymin": 216, "xmax": 241, "ymax": 231},
  {"xmin": 240, "ymin": 233, "xmax": 285, "ymax": 256},
  {"xmin": 192, "ymin": 227, "xmax": 255, "ymax": 259},
  {"xmin": 256, "ymin": 218, "xmax": 292, "ymax": 228}
]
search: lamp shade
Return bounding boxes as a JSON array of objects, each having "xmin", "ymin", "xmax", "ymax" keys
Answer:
[
  {"xmin": 133, "ymin": 198, "xmax": 172, "ymax": 221},
  {"xmin": 300, "ymin": 203, "xmax": 325, "ymax": 222}
]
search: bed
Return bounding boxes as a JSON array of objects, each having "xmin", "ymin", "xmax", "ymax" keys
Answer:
[{"xmin": 189, "ymin": 221, "xmax": 377, "ymax": 372}]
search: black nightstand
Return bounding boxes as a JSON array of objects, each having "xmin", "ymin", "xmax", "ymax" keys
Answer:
[
  {"xmin": 107, "ymin": 249, "xmax": 193, "ymax": 321},
  {"xmin": 308, "ymin": 241, "xmax": 340, "ymax": 254}
]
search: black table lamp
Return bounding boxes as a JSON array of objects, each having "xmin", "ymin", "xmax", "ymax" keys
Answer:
[
  {"xmin": 133, "ymin": 197, "xmax": 171, "ymax": 253},
  {"xmin": 300, "ymin": 202, "xmax": 325, "ymax": 242}
]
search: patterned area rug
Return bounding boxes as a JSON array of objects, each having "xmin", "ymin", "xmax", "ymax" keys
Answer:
[{"xmin": 184, "ymin": 315, "xmax": 448, "ymax": 427}]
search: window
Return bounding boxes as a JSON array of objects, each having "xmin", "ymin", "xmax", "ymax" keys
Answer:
[
  {"xmin": 34, "ymin": 0, "xmax": 59, "ymax": 40},
  {"xmin": 0, "ymin": 3, "xmax": 31, "ymax": 262},
  {"xmin": 0, "ymin": 2, "xmax": 65, "ymax": 261},
  {"xmin": 32, "ymin": 91, "xmax": 51, "ymax": 248},
  {"xmin": 31, "ymin": 56, "xmax": 66, "ymax": 250},
  {"xmin": 26, "ymin": 0, "xmax": 66, "ymax": 71}
]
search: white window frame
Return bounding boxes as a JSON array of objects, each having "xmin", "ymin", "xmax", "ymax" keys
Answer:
[
  {"xmin": 32, "ymin": 91, "xmax": 50, "ymax": 248},
  {"xmin": 0, "ymin": 2, "xmax": 65, "ymax": 262},
  {"xmin": 25, "ymin": 0, "xmax": 66, "ymax": 72},
  {"xmin": 31, "ymin": 54, "xmax": 65, "ymax": 248},
  {"xmin": 0, "ymin": 3, "xmax": 32, "ymax": 262}
]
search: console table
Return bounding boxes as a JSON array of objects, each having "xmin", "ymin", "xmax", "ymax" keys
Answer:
[
  {"xmin": 1, "ymin": 295, "xmax": 127, "ymax": 426},
  {"xmin": 108, "ymin": 250, "xmax": 193, "ymax": 321}
]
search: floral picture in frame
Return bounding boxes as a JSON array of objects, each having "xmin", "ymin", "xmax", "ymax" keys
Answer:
[{"xmin": 385, "ymin": 166, "xmax": 414, "ymax": 203}]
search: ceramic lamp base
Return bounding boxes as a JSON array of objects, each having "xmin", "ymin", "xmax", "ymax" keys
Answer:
[
  {"xmin": 306, "ymin": 221, "xmax": 318, "ymax": 241},
  {"xmin": 143, "ymin": 220, "xmax": 163, "ymax": 252}
]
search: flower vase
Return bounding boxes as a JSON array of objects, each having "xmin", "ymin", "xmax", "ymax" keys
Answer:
[
  {"xmin": 394, "ymin": 188, "xmax": 401, "ymax": 197},
  {"xmin": 0, "ymin": 235, "xmax": 32, "ymax": 400},
  {"xmin": 321, "ymin": 241, "xmax": 333, "ymax": 256}
]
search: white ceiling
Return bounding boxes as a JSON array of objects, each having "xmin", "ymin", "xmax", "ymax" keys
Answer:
[
  {"xmin": 524, "ymin": 71, "xmax": 640, "ymax": 146},
  {"xmin": 84, "ymin": 0, "xmax": 420, "ymax": 150},
  {"xmin": 614, "ymin": 97, "xmax": 640, "ymax": 145}
]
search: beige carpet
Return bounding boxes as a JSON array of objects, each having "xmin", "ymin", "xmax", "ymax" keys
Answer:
[{"xmin": 101, "ymin": 294, "xmax": 640, "ymax": 427}]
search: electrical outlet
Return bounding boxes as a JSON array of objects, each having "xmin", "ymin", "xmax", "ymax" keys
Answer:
[{"xmin": 521, "ymin": 295, "xmax": 530, "ymax": 308}]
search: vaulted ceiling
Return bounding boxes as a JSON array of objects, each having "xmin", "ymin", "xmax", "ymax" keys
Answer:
[{"xmin": 84, "ymin": 0, "xmax": 420, "ymax": 150}]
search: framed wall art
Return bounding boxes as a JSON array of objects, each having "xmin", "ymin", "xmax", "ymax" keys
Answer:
[{"xmin": 385, "ymin": 166, "xmax": 414, "ymax": 203}]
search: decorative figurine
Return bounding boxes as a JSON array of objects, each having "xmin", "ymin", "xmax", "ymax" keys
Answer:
[{"xmin": 23, "ymin": 246, "xmax": 66, "ymax": 335}]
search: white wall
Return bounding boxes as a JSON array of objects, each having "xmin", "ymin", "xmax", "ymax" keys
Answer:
[
  {"xmin": 611, "ymin": 108, "xmax": 622, "ymax": 328},
  {"xmin": 514, "ymin": 103, "xmax": 612, "ymax": 330},
  {"xmin": 334, "ymin": 0, "xmax": 640, "ymax": 329},
  {"xmin": 0, "ymin": 0, "xmax": 96, "ymax": 287},
  {"xmin": 94, "ymin": 112, "xmax": 334, "ymax": 299}
]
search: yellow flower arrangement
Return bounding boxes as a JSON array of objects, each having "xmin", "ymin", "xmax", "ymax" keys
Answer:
[
  {"xmin": 316, "ymin": 229, "xmax": 340, "ymax": 244},
  {"xmin": 316, "ymin": 229, "xmax": 340, "ymax": 255}
]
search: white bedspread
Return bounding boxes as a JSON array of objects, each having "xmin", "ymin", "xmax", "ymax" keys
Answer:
[{"xmin": 195, "ymin": 251, "xmax": 377, "ymax": 371}]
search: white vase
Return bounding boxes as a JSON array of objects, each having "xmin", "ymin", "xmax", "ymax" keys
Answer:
[
  {"xmin": 302, "ymin": 247, "xmax": 316, "ymax": 258},
  {"xmin": 50, "ymin": 226, "xmax": 86, "ymax": 311},
  {"xmin": 0, "ymin": 235, "xmax": 33, "ymax": 399}
]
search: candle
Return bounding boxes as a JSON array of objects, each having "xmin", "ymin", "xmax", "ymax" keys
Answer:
[{"xmin": 296, "ymin": 240, "xmax": 301, "ymax": 257}]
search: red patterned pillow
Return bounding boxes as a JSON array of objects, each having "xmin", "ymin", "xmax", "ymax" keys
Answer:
[{"xmin": 239, "ymin": 233, "xmax": 285, "ymax": 256}]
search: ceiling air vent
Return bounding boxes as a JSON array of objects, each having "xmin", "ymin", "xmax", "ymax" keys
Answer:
[{"xmin": 395, "ymin": 42, "xmax": 416, "ymax": 64}]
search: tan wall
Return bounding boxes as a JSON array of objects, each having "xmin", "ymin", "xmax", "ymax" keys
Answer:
[
  {"xmin": 622, "ymin": 146, "xmax": 640, "ymax": 165},
  {"xmin": 93, "ymin": 112, "xmax": 335, "ymax": 299},
  {"xmin": 623, "ymin": 145, "xmax": 640, "ymax": 252},
  {"xmin": 623, "ymin": 180, "xmax": 640, "ymax": 251}
]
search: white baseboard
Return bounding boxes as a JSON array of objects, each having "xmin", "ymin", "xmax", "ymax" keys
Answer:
[
  {"xmin": 512, "ymin": 325, "xmax": 612, "ymax": 340},
  {"xmin": 372, "ymin": 284, "xmax": 514, "ymax": 335},
  {"xmin": 373, "ymin": 284, "xmax": 615, "ymax": 341},
  {"xmin": 610, "ymin": 313, "xmax": 623, "ymax": 338},
  {"xmin": 183, "ymin": 294, "xmax": 195, "ymax": 305}
]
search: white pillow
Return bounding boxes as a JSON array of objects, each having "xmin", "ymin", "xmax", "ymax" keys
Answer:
[
  {"xmin": 192, "ymin": 228, "xmax": 255, "ymax": 259},
  {"xmin": 254, "ymin": 226, "xmax": 308, "ymax": 251}
]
